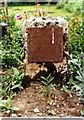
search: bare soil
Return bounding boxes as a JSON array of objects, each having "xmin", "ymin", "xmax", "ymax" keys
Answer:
[{"xmin": 1, "ymin": 81, "xmax": 83, "ymax": 117}]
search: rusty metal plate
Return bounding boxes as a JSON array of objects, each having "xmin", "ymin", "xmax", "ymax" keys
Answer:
[{"xmin": 28, "ymin": 27, "xmax": 63, "ymax": 63}]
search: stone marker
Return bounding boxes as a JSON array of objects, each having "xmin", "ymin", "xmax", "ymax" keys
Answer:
[{"xmin": 22, "ymin": 17, "xmax": 68, "ymax": 84}]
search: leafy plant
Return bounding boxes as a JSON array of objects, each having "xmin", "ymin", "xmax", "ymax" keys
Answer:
[
  {"xmin": 64, "ymin": 2, "xmax": 75, "ymax": 13},
  {"xmin": 64, "ymin": 16, "xmax": 71, "ymax": 22},
  {"xmin": 47, "ymin": 109, "xmax": 56, "ymax": 116},
  {"xmin": 0, "ymin": 98, "xmax": 19, "ymax": 112},
  {"xmin": 1, "ymin": 67, "xmax": 24, "ymax": 98},
  {"xmin": 69, "ymin": 18, "xmax": 84, "ymax": 55},
  {"xmin": 0, "ymin": 10, "xmax": 24, "ymax": 68},
  {"xmin": 63, "ymin": 53, "xmax": 83, "ymax": 96},
  {"xmin": 81, "ymin": 110, "xmax": 84, "ymax": 116},
  {"xmin": 47, "ymin": 99, "xmax": 54, "ymax": 106},
  {"xmin": 62, "ymin": 85, "xmax": 73, "ymax": 97},
  {"xmin": 63, "ymin": 17, "xmax": 83, "ymax": 95},
  {"xmin": 1, "ymin": 29, "xmax": 24, "ymax": 68},
  {"xmin": 62, "ymin": 52, "xmax": 84, "ymax": 97},
  {"xmin": 0, "ymin": 10, "xmax": 24, "ymax": 113},
  {"xmin": 40, "ymin": 74, "xmax": 54, "ymax": 97},
  {"xmin": 63, "ymin": 16, "xmax": 84, "ymax": 97},
  {"xmin": 1, "ymin": 7, "xmax": 6, "ymax": 23},
  {"xmin": 56, "ymin": 2, "xmax": 65, "ymax": 9},
  {"xmin": 64, "ymin": 2, "xmax": 82, "ymax": 14},
  {"xmin": 9, "ymin": 14, "xmax": 17, "ymax": 30}
]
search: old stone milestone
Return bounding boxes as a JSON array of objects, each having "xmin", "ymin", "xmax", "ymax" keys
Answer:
[{"xmin": 22, "ymin": 17, "xmax": 68, "ymax": 83}]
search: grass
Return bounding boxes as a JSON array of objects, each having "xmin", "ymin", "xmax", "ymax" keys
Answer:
[
  {"xmin": 4, "ymin": 4, "xmax": 73, "ymax": 27},
  {"xmin": 2, "ymin": 3, "xmax": 82, "ymax": 27},
  {"xmin": 8, "ymin": 5, "xmax": 73, "ymax": 17}
]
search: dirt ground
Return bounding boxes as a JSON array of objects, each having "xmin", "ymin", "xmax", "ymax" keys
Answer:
[{"xmin": 1, "ymin": 81, "xmax": 83, "ymax": 117}]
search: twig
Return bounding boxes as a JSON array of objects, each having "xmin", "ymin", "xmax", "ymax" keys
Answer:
[{"xmin": 4, "ymin": 0, "xmax": 10, "ymax": 40}]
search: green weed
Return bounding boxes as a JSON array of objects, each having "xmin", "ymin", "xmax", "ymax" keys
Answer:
[
  {"xmin": 40, "ymin": 74, "xmax": 54, "ymax": 97},
  {"xmin": 1, "ymin": 67, "xmax": 24, "ymax": 99},
  {"xmin": 56, "ymin": 2, "xmax": 65, "ymax": 9},
  {"xmin": 0, "ymin": 98, "xmax": 19, "ymax": 112}
]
